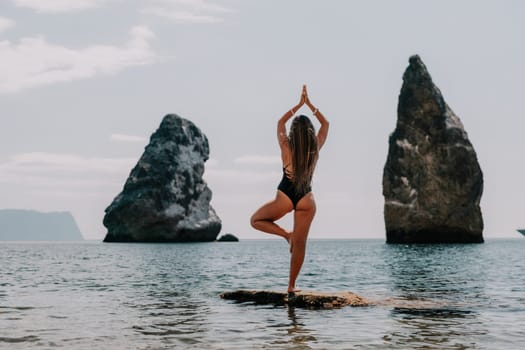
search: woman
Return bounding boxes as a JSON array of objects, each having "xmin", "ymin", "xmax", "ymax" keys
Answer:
[{"xmin": 250, "ymin": 85, "xmax": 329, "ymax": 294}]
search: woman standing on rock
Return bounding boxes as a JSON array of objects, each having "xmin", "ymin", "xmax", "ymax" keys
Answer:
[{"xmin": 251, "ymin": 85, "xmax": 329, "ymax": 294}]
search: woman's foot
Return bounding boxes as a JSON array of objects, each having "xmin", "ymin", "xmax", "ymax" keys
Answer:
[
  {"xmin": 285, "ymin": 231, "xmax": 293, "ymax": 253},
  {"xmin": 287, "ymin": 288, "xmax": 301, "ymax": 293}
]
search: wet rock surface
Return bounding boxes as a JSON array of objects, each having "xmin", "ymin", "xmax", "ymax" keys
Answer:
[{"xmin": 220, "ymin": 290, "xmax": 369, "ymax": 309}]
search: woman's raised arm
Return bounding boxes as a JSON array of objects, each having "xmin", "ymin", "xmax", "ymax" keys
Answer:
[
  {"xmin": 277, "ymin": 86, "xmax": 306, "ymax": 147},
  {"xmin": 305, "ymin": 89, "xmax": 329, "ymax": 149}
]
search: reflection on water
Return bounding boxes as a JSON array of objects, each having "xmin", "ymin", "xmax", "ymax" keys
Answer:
[
  {"xmin": 284, "ymin": 306, "xmax": 316, "ymax": 349},
  {"xmin": 383, "ymin": 244, "xmax": 488, "ymax": 349}
]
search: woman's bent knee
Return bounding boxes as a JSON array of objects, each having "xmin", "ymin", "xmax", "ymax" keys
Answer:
[{"xmin": 250, "ymin": 214, "xmax": 263, "ymax": 229}]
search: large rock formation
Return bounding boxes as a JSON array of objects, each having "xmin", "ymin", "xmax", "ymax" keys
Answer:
[
  {"xmin": 103, "ymin": 114, "xmax": 221, "ymax": 242},
  {"xmin": 383, "ymin": 55, "xmax": 484, "ymax": 243},
  {"xmin": 0, "ymin": 209, "xmax": 83, "ymax": 241}
]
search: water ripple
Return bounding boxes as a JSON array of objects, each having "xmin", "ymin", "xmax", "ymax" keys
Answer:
[{"xmin": 0, "ymin": 240, "xmax": 524, "ymax": 349}]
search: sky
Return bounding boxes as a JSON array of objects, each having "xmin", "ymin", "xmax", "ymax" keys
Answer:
[{"xmin": 0, "ymin": 0, "xmax": 524, "ymax": 240}]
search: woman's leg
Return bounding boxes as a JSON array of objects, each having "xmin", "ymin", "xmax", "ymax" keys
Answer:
[
  {"xmin": 288, "ymin": 193, "xmax": 316, "ymax": 293},
  {"xmin": 250, "ymin": 191, "xmax": 294, "ymax": 241}
]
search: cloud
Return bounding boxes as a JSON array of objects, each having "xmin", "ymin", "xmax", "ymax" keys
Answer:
[
  {"xmin": 11, "ymin": 0, "xmax": 118, "ymax": 13},
  {"xmin": 0, "ymin": 152, "xmax": 278, "ymax": 202},
  {"xmin": 0, "ymin": 25, "xmax": 158, "ymax": 93},
  {"xmin": 0, "ymin": 152, "xmax": 136, "ymax": 188},
  {"xmin": 169, "ymin": 0, "xmax": 232, "ymax": 13},
  {"xmin": 141, "ymin": 0, "xmax": 235, "ymax": 23},
  {"xmin": 141, "ymin": 9, "xmax": 223, "ymax": 23},
  {"xmin": 110, "ymin": 133, "xmax": 148, "ymax": 142},
  {"xmin": 203, "ymin": 155, "xmax": 281, "ymax": 186},
  {"xmin": 0, "ymin": 17, "xmax": 15, "ymax": 33},
  {"xmin": 204, "ymin": 168, "xmax": 280, "ymax": 185},
  {"xmin": 233, "ymin": 155, "xmax": 281, "ymax": 165}
]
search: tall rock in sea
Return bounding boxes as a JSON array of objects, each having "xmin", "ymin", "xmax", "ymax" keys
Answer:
[
  {"xmin": 103, "ymin": 114, "xmax": 221, "ymax": 242},
  {"xmin": 382, "ymin": 55, "xmax": 484, "ymax": 243}
]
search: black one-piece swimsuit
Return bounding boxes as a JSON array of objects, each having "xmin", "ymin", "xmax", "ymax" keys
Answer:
[{"xmin": 277, "ymin": 168, "xmax": 311, "ymax": 209}]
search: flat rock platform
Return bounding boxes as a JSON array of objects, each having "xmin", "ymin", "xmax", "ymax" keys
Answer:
[{"xmin": 220, "ymin": 290, "xmax": 370, "ymax": 309}]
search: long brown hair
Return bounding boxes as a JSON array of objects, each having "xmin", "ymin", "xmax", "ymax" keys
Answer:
[{"xmin": 288, "ymin": 115, "xmax": 319, "ymax": 193}]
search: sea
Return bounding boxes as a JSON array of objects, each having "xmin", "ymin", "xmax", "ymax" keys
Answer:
[{"xmin": 1, "ymin": 239, "xmax": 524, "ymax": 350}]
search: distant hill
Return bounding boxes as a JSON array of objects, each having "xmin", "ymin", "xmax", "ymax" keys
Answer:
[{"xmin": 0, "ymin": 209, "xmax": 84, "ymax": 241}]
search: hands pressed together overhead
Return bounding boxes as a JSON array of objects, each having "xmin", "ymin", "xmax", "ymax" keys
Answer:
[
  {"xmin": 297, "ymin": 84, "xmax": 317, "ymax": 113},
  {"xmin": 279, "ymin": 84, "xmax": 329, "ymax": 148}
]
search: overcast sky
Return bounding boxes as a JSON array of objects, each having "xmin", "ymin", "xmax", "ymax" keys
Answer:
[{"xmin": 1, "ymin": 0, "xmax": 524, "ymax": 240}]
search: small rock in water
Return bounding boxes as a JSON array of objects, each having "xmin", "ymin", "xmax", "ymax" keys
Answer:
[
  {"xmin": 220, "ymin": 290, "xmax": 369, "ymax": 308},
  {"xmin": 217, "ymin": 233, "xmax": 239, "ymax": 242},
  {"xmin": 103, "ymin": 114, "xmax": 221, "ymax": 242}
]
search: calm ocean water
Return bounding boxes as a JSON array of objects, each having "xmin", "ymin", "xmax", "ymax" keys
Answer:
[{"xmin": 1, "ymin": 239, "xmax": 524, "ymax": 349}]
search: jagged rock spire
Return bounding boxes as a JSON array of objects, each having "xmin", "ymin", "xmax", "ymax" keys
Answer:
[{"xmin": 383, "ymin": 55, "xmax": 484, "ymax": 243}]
